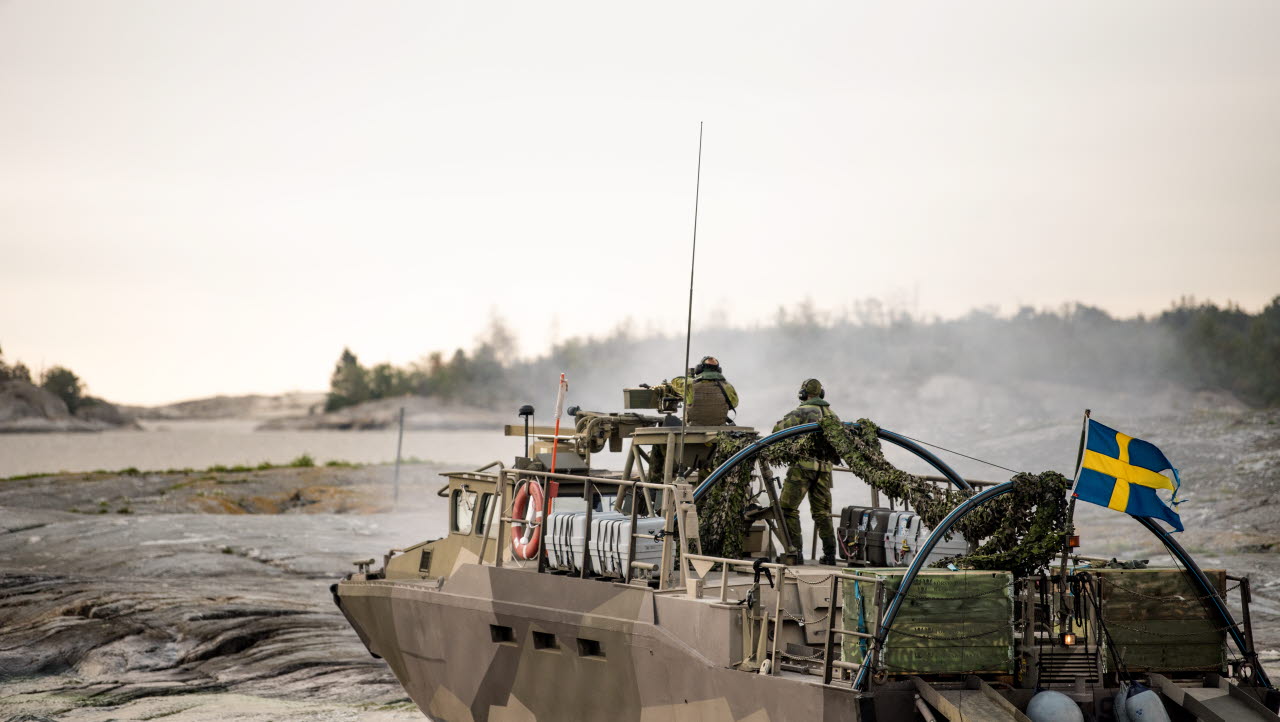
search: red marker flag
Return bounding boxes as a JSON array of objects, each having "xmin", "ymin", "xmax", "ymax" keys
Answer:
[{"xmin": 545, "ymin": 373, "xmax": 568, "ymax": 512}]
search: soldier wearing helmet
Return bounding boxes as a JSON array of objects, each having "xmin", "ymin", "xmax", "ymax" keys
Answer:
[
  {"xmin": 644, "ymin": 356, "xmax": 739, "ymax": 486},
  {"xmin": 773, "ymin": 378, "xmax": 841, "ymax": 565},
  {"xmin": 667, "ymin": 356, "xmax": 739, "ymax": 426}
]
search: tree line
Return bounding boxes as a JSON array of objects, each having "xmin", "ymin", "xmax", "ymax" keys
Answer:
[
  {"xmin": 325, "ymin": 317, "xmax": 518, "ymax": 411},
  {"xmin": 0, "ymin": 346, "xmax": 93, "ymax": 414},
  {"xmin": 324, "ymin": 295, "xmax": 1280, "ymax": 412}
]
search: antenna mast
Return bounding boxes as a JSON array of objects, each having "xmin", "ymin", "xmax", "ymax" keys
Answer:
[{"xmin": 678, "ymin": 123, "xmax": 704, "ymax": 463}]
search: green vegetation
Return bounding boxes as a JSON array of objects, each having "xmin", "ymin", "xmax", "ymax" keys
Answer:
[
  {"xmin": 39, "ymin": 366, "xmax": 84, "ymax": 413},
  {"xmin": 3, "ymin": 459, "xmax": 375, "ymax": 482},
  {"xmin": 0, "ymin": 346, "xmax": 123, "ymax": 416},
  {"xmin": 1161, "ymin": 296, "xmax": 1280, "ymax": 407},
  {"xmin": 322, "ymin": 316, "xmax": 517, "ymax": 411},
  {"xmin": 0, "ymin": 345, "xmax": 32, "ymax": 383},
  {"xmin": 322, "ymin": 296, "xmax": 1280, "ymax": 411}
]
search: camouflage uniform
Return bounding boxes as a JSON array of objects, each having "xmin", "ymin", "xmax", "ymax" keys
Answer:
[
  {"xmin": 773, "ymin": 380, "xmax": 840, "ymax": 563},
  {"xmin": 648, "ymin": 366, "xmax": 739, "ymax": 484},
  {"xmin": 669, "ymin": 371, "xmax": 738, "ymax": 425}
]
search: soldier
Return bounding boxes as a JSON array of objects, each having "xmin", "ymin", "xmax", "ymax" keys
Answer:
[
  {"xmin": 667, "ymin": 356, "xmax": 739, "ymax": 426},
  {"xmin": 645, "ymin": 356, "xmax": 739, "ymax": 484},
  {"xmin": 773, "ymin": 378, "xmax": 840, "ymax": 565}
]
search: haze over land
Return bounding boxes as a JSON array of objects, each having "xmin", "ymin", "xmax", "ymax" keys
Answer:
[{"xmin": 3, "ymin": 1, "xmax": 1279, "ymax": 405}]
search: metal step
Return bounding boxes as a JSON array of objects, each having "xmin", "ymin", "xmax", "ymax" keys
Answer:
[
  {"xmin": 1150, "ymin": 673, "xmax": 1280, "ymax": 722},
  {"xmin": 1037, "ymin": 650, "xmax": 1100, "ymax": 684},
  {"xmin": 912, "ymin": 677, "xmax": 1031, "ymax": 722}
]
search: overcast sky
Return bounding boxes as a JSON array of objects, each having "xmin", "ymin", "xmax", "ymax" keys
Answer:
[{"xmin": 2, "ymin": 1, "xmax": 1278, "ymax": 405}]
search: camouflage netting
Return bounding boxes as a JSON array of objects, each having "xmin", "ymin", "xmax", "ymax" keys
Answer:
[{"xmin": 696, "ymin": 417, "xmax": 1071, "ymax": 577}]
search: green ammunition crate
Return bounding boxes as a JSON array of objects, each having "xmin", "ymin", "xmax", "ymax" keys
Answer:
[
  {"xmin": 623, "ymin": 387, "xmax": 658, "ymax": 410},
  {"xmin": 1094, "ymin": 568, "xmax": 1227, "ymax": 674},
  {"xmin": 842, "ymin": 569, "xmax": 1014, "ymax": 675}
]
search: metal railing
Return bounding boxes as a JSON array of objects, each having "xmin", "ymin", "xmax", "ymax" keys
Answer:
[
  {"xmin": 490, "ymin": 467, "xmax": 682, "ymax": 588},
  {"xmin": 681, "ymin": 552, "xmax": 884, "ymax": 684}
]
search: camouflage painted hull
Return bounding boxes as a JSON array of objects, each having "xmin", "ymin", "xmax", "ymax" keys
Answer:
[{"xmin": 336, "ymin": 563, "xmax": 863, "ymax": 722}]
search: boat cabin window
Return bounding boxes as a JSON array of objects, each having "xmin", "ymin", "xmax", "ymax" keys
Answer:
[
  {"xmin": 475, "ymin": 493, "xmax": 496, "ymax": 538},
  {"xmin": 452, "ymin": 488, "xmax": 478, "ymax": 534}
]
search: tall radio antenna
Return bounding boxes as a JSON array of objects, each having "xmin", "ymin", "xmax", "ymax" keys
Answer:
[{"xmin": 677, "ymin": 123, "xmax": 704, "ymax": 461}]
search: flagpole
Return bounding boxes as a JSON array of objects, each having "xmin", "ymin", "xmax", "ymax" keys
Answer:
[
  {"xmin": 550, "ymin": 373, "xmax": 567, "ymax": 476},
  {"xmin": 1058, "ymin": 409, "xmax": 1089, "ymax": 641}
]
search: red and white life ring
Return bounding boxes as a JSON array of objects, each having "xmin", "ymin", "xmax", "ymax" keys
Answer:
[{"xmin": 510, "ymin": 480, "xmax": 545, "ymax": 560}]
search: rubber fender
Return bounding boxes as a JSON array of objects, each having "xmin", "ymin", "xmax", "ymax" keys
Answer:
[
  {"xmin": 1112, "ymin": 683, "xmax": 1130, "ymax": 722},
  {"xmin": 1124, "ymin": 689, "xmax": 1169, "ymax": 721},
  {"xmin": 1026, "ymin": 690, "xmax": 1084, "ymax": 722}
]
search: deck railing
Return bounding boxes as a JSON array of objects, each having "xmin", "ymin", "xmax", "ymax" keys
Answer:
[
  {"xmin": 489, "ymin": 467, "xmax": 683, "ymax": 588},
  {"xmin": 681, "ymin": 552, "xmax": 884, "ymax": 684}
]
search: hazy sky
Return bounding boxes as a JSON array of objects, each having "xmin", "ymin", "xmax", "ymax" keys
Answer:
[{"xmin": 3, "ymin": 1, "xmax": 1278, "ymax": 405}]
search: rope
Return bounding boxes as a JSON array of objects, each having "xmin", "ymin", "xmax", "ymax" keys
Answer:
[
  {"xmin": 1100, "ymin": 618, "xmax": 1234, "ymax": 638},
  {"xmin": 1123, "ymin": 663, "xmax": 1229, "ymax": 672},
  {"xmin": 888, "ymin": 432, "xmax": 1022, "ymax": 475},
  {"xmin": 884, "ymin": 624, "xmax": 1009, "ymax": 641},
  {"xmin": 888, "ymin": 585, "xmax": 1010, "ymax": 602},
  {"xmin": 781, "ymin": 609, "xmax": 830, "ymax": 626},
  {"xmin": 1099, "ymin": 575, "xmax": 1239, "ymax": 601}
]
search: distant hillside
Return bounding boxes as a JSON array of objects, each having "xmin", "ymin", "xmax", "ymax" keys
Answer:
[
  {"xmin": 122, "ymin": 392, "xmax": 327, "ymax": 421},
  {"xmin": 256, "ymin": 394, "xmax": 510, "ymax": 431},
  {"xmin": 0, "ymin": 380, "xmax": 139, "ymax": 433},
  {"xmin": 318, "ymin": 296, "xmax": 1280, "ymax": 433}
]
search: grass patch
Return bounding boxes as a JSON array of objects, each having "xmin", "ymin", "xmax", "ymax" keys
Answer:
[
  {"xmin": 2, "ymin": 471, "xmax": 58, "ymax": 481},
  {"xmin": 206, "ymin": 463, "xmax": 254, "ymax": 473},
  {"xmin": 5, "ymin": 457, "xmax": 367, "ymax": 483}
]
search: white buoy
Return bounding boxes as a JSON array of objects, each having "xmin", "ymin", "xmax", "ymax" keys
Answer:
[
  {"xmin": 1125, "ymin": 689, "xmax": 1170, "ymax": 721},
  {"xmin": 1026, "ymin": 690, "xmax": 1084, "ymax": 722},
  {"xmin": 1113, "ymin": 684, "xmax": 1131, "ymax": 722}
]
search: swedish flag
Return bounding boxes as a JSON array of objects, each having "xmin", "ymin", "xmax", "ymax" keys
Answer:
[{"xmin": 1072, "ymin": 418, "xmax": 1184, "ymax": 532}]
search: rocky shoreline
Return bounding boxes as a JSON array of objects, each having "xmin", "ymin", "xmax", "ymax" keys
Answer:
[
  {"xmin": 253, "ymin": 394, "xmax": 513, "ymax": 432},
  {"xmin": 2, "ymin": 410, "xmax": 1278, "ymax": 720},
  {"xmin": 0, "ymin": 464, "xmax": 448, "ymax": 721},
  {"xmin": 0, "ymin": 381, "xmax": 138, "ymax": 434}
]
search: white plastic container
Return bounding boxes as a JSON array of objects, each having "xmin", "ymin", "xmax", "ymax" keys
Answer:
[
  {"xmin": 896, "ymin": 512, "xmax": 971, "ymax": 567},
  {"xmin": 545, "ymin": 511, "xmax": 585, "ymax": 573},
  {"xmin": 589, "ymin": 513, "xmax": 666, "ymax": 579}
]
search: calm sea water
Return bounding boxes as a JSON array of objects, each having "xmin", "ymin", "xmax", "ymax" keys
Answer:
[{"xmin": 0, "ymin": 420, "xmax": 531, "ymax": 477}]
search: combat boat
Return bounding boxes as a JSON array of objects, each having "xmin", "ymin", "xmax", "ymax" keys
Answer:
[{"xmin": 333, "ymin": 388, "xmax": 1279, "ymax": 721}]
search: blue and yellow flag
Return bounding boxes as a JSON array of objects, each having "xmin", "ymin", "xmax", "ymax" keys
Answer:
[{"xmin": 1072, "ymin": 418, "xmax": 1183, "ymax": 532}]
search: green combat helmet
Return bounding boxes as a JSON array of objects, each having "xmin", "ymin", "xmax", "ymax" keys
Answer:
[{"xmin": 800, "ymin": 378, "xmax": 825, "ymax": 400}]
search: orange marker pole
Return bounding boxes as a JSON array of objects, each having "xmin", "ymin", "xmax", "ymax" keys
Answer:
[{"xmin": 550, "ymin": 373, "xmax": 567, "ymax": 479}]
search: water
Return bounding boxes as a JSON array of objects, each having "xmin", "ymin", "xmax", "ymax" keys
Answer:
[{"xmin": 0, "ymin": 420, "xmax": 528, "ymax": 477}]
